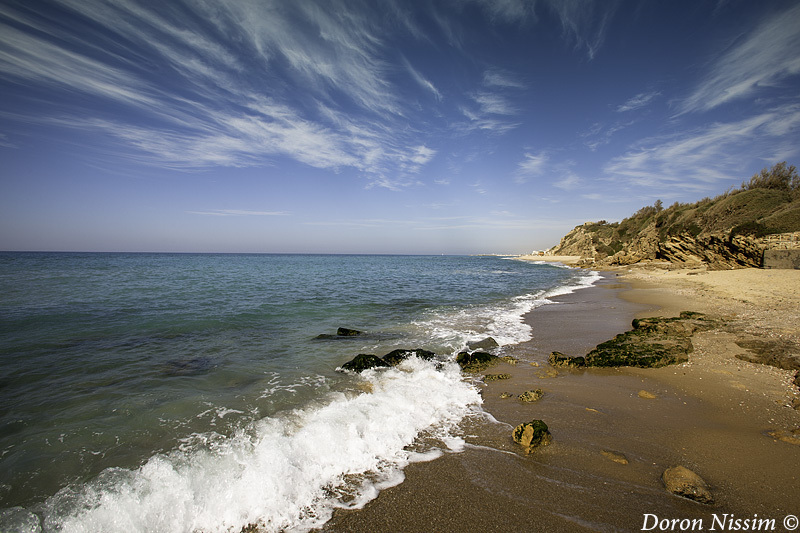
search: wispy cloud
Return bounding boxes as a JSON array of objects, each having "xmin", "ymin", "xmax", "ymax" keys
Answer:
[
  {"xmin": 0, "ymin": 0, "xmax": 438, "ymax": 189},
  {"xmin": 515, "ymin": 151, "xmax": 549, "ymax": 183},
  {"xmin": 483, "ymin": 69, "xmax": 526, "ymax": 89},
  {"xmin": 403, "ymin": 56, "xmax": 442, "ymax": 101},
  {"xmin": 617, "ymin": 91, "xmax": 661, "ymax": 112},
  {"xmin": 679, "ymin": 3, "xmax": 800, "ymax": 114},
  {"xmin": 188, "ymin": 209, "xmax": 290, "ymax": 217},
  {"xmin": 543, "ymin": 0, "xmax": 619, "ymax": 60},
  {"xmin": 605, "ymin": 103, "xmax": 800, "ymax": 191}
]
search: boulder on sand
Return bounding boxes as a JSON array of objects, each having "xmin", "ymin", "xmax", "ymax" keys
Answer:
[
  {"xmin": 513, "ymin": 419, "xmax": 552, "ymax": 450},
  {"xmin": 456, "ymin": 351, "xmax": 499, "ymax": 373}
]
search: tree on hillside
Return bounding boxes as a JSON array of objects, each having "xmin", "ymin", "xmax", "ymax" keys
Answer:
[{"xmin": 743, "ymin": 161, "xmax": 799, "ymax": 192}]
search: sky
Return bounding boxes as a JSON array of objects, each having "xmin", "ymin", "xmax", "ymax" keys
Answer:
[{"xmin": 1, "ymin": 0, "xmax": 799, "ymax": 254}]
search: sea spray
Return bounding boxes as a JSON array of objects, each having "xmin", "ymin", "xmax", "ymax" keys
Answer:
[{"xmin": 38, "ymin": 358, "xmax": 481, "ymax": 532}]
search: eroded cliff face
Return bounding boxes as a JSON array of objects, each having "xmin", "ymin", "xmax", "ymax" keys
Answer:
[{"xmin": 548, "ymin": 222, "xmax": 766, "ymax": 269}]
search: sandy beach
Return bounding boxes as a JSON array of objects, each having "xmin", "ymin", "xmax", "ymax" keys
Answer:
[{"xmin": 326, "ymin": 265, "xmax": 800, "ymax": 531}]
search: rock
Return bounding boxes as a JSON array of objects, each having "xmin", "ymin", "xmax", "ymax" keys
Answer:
[
  {"xmin": 500, "ymin": 355, "xmax": 519, "ymax": 365},
  {"xmin": 500, "ymin": 392, "xmax": 513, "ymax": 399},
  {"xmin": 513, "ymin": 420, "xmax": 552, "ymax": 450},
  {"xmin": 382, "ymin": 348, "xmax": 436, "ymax": 366},
  {"xmin": 767, "ymin": 428, "xmax": 800, "ymax": 445},
  {"xmin": 468, "ymin": 337, "xmax": 499, "ymax": 351},
  {"xmin": 339, "ymin": 354, "xmax": 390, "ymax": 373},
  {"xmin": 483, "ymin": 373, "xmax": 511, "ymax": 382},
  {"xmin": 456, "ymin": 351, "xmax": 499, "ymax": 373},
  {"xmin": 734, "ymin": 338, "xmax": 800, "ymax": 371},
  {"xmin": 529, "ymin": 361, "xmax": 539, "ymax": 367},
  {"xmin": 314, "ymin": 327, "xmax": 363, "ymax": 339},
  {"xmin": 548, "ymin": 351, "xmax": 586, "ymax": 368},
  {"xmin": 638, "ymin": 390, "xmax": 657, "ymax": 399},
  {"xmin": 792, "ymin": 398, "xmax": 800, "ymax": 410},
  {"xmin": 518, "ymin": 389, "xmax": 544, "ymax": 402},
  {"xmin": 662, "ymin": 466, "xmax": 714, "ymax": 504},
  {"xmin": 582, "ymin": 312, "xmax": 715, "ymax": 368},
  {"xmin": 601, "ymin": 450, "xmax": 629, "ymax": 465}
]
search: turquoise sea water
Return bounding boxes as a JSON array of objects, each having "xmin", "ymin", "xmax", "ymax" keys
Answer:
[{"xmin": 0, "ymin": 253, "xmax": 598, "ymax": 532}]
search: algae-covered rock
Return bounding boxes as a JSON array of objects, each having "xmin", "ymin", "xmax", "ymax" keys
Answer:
[
  {"xmin": 468, "ymin": 337, "xmax": 499, "ymax": 351},
  {"xmin": 456, "ymin": 351, "xmax": 499, "ymax": 373},
  {"xmin": 513, "ymin": 419, "xmax": 552, "ymax": 450},
  {"xmin": 662, "ymin": 466, "xmax": 714, "ymax": 504},
  {"xmin": 518, "ymin": 389, "xmax": 544, "ymax": 402},
  {"xmin": 382, "ymin": 348, "xmax": 436, "ymax": 366},
  {"xmin": 339, "ymin": 354, "xmax": 390, "ymax": 373},
  {"xmin": 582, "ymin": 312, "xmax": 715, "ymax": 368},
  {"xmin": 549, "ymin": 351, "xmax": 586, "ymax": 368},
  {"xmin": 483, "ymin": 373, "xmax": 511, "ymax": 382}
]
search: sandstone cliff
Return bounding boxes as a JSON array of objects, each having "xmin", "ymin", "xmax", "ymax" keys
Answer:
[{"xmin": 547, "ymin": 163, "xmax": 800, "ymax": 269}]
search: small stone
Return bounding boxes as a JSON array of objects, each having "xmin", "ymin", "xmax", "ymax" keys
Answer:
[
  {"xmin": 662, "ymin": 466, "xmax": 714, "ymax": 504},
  {"xmin": 499, "ymin": 355, "xmax": 519, "ymax": 365},
  {"xmin": 500, "ymin": 392, "xmax": 513, "ymax": 399},
  {"xmin": 518, "ymin": 389, "xmax": 544, "ymax": 402},
  {"xmin": 601, "ymin": 450, "xmax": 629, "ymax": 465},
  {"xmin": 537, "ymin": 367, "xmax": 559, "ymax": 379},
  {"xmin": 638, "ymin": 390, "xmax": 657, "ymax": 399},
  {"xmin": 529, "ymin": 362, "xmax": 540, "ymax": 367},
  {"xmin": 513, "ymin": 419, "xmax": 552, "ymax": 450}
]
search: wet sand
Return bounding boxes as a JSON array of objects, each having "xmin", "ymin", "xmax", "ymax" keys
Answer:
[{"xmin": 326, "ymin": 270, "xmax": 800, "ymax": 532}]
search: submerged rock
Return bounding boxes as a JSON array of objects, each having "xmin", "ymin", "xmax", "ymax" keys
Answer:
[
  {"xmin": 483, "ymin": 373, "xmax": 511, "ymax": 382},
  {"xmin": 601, "ymin": 450, "xmax": 629, "ymax": 465},
  {"xmin": 339, "ymin": 354, "xmax": 390, "ymax": 373},
  {"xmin": 315, "ymin": 327, "xmax": 364, "ymax": 340},
  {"xmin": 382, "ymin": 348, "xmax": 436, "ymax": 366},
  {"xmin": 467, "ymin": 337, "xmax": 499, "ymax": 351},
  {"xmin": 638, "ymin": 390, "xmax": 657, "ymax": 399},
  {"xmin": 518, "ymin": 389, "xmax": 544, "ymax": 402},
  {"xmin": 513, "ymin": 419, "xmax": 552, "ymax": 450},
  {"xmin": 662, "ymin": 466, "xmax": 714, "ymax": 504},
  {"xmin": 456, "ymin": 351, "xmax": 499, "ymax": 373}
]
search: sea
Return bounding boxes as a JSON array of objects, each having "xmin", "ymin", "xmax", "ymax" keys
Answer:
[{"xmin": 0, "ymin": 252, "xmax": 599, "ymax": 532}]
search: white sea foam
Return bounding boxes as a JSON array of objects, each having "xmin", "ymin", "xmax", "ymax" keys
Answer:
[
  {"xmin": 35, "ymin": 358, "xmax": 481, "ymax": 533},
  {"xmin": 415, "ymin": 268, "xmax": 601, "ymax": 350}
]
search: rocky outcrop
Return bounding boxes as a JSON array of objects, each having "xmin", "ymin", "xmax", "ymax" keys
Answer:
[
  {"xmin": 546, "ymin": 179, "xmax": 800, "ymax": 269},
  {"xmin": 549, "ymin": 312, "xmax": 716, "ymax": 369},
  {"xmin": 513, "ymin": 420, "xmax": 552, "ymax": 450},
  {"xmin": 382, "ymin": 348, "xmax": 436, "ymax": 366},
  {"xmin": 662, "ymin": 466, "xmax": 714, "ymax": 504}
]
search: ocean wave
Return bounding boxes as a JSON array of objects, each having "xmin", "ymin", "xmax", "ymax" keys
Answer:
[{"xmin": 22, "ymin": 358, "xmax": 480, "ymax": 533}]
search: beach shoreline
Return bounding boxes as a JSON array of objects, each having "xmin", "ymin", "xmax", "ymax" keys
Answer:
[{"xmin": 325, "ymin": 265, "xmax": 800, "ymax": 531}]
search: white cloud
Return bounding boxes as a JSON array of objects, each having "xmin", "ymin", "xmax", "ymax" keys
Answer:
[
  {"xmin": 605, "ymin": 104, "xmax": 800, "ymax": 191},
  {"xmin": 0, "ymin": 0, "xmax": 443, "ymax": 189},
  {"xmin": 403, "ymin": 57, "xmax": 442, "ymax": 101},
  {"xmin": 515, "ymin": 151, "xmax": 549, "ymax": 183},
  {"xmin": 679, "ymin": 3, "xmax": 800, "ymax": 114},
  {"xmin": 483, "ymin": 69, "xmax": 525, "ymax": 89},
  {"xmin": 617, "ymin": 91, "xmax": 661, "ymax": 112}
]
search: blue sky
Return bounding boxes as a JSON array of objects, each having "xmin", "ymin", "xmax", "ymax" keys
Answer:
[{"xmin": 1, "ymin": 0, "xmax": 799, "ymax": 254}]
